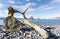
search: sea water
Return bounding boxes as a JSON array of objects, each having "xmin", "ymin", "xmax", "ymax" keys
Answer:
[
  {"xmin": 0, "ymin": 18, "xmax": 60, "ymax": 26},
  {"xmin": 0, "ymin": 19, "xmax": 4, "ymax": 25}
]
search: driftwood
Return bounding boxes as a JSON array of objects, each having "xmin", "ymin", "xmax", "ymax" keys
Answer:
[{"xmin": 4, "ymin": 6, "xmax": 48, "ymax": 39}]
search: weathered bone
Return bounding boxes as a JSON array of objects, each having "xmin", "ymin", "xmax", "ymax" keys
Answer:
[
  {"xmin": 19, "ymin": 8, "xmax": 49, "ymax": 39},
  {"xmin": 5, "ymin": 6, "xmax": 48, "ymax": 39},
  {"xmin": 24, "ymin": 19, "xmax": 48, "ymax": 39},
  {"xmin": 19, "ymin": 8, "xmax": 28, "ymax": 19},
  {"xmin": 8, "ymin": 6, "xmax": 21, "ymax": 16},
  {"xmin": 4, "ymin": 6, "xmax": 25, "ymax": 33}
]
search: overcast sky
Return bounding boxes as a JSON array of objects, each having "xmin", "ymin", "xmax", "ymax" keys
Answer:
[{"xmin": 0, "ymin": 0, "xmax": 60, "ymax": 19}]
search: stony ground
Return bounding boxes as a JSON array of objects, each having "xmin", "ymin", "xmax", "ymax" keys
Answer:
[{"xmin": 0, "ymin": 25, "xmax": 60, "ymax": 39}]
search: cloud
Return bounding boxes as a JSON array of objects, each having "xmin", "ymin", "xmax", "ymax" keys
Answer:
[
  {"xmin": 8, "ymin": 0, "xmax": 15, "ymax": 4},
  {"xmin": 0, "ymin": 3, "xmax": 3, "ymax": 7},
  {"xmin": 23, "ymin": 3, "xmax": 31, "ymax": 7},
  {"xmin": 3, "ymin": 10, "xmax": 8, "ymax": 14},
  {"xmin": 0, "ymin": 13, "xmax": 6, "ymax": 17},
  {"xmin": 13, "ymin": 3, "xmax": 31, "ymax": 10},
  {"xmin": 38, "ymin": 5, "xmax": 56, "ymax": 11},
  {"xmin": 13, "ymin": 2, "xmax": 36, "ymax": 11},
  {"xmin": 48, "ymin": 13, "xmax": 60, "ymax": 19},
  {"xmin": 14, "ymin": 0, "xmax": 57, "ymax": 12},
  {"xmin": 31, "ymin": 2, "xmax": 36, "ymax": 6},
  {"xmin": 26, "ymin": 0, "xmax": 30, "ymax": 2},
  {"xmin": 37, "ymin": 0, "xmax": 57, "ymax": 11},
  {"xmin": 0, "ymin": 10, "xmax": 8, "ymax": 17},
  {"xmin": 37, "ymin": 13, "xmax": 60, "ymax": 19},
  {"xmin": 0, "ymin": 13, "xmax": 3, "ymax": 17},
  {"xmin": 14, "ymin": 14, "xmax": 23, "ymax": 18},
  {"xmin": 35, "ymin": 0, "xmax": 60, "ymax": 11},
  {"xmin": 50, "ymin": 0, "xmax": 60, "ymax": 5},
  {"xmin": 14, "ymin": 14, "xmax": 33, "ymax": 18},
  {"xmin": 54, "ymin": 0, "xmax": 60, "ymax": 2},
  {"xmin": 52, "ymin": 13, "xmax": 60, "ymax": 17},
  {"xmin": 28, "ymin": 0, "xmax": 60, "ymax": 11},
  {"xmin": 20, "ymin": 2, "xmax": 36, "ymax": 10},
  {"xmin": 17, "ymin": 2, "xmax": 23, "ymax": 4}
]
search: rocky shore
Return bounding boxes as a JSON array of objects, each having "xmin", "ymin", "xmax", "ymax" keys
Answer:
[{"xmin": 0, "ymin": 25, "xmax": 60, "ymax": 39}]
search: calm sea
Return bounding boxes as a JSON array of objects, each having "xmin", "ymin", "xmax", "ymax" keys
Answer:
[{"xmin": 0, "ymin": 18, "xmax": 60, "ymax": 26}]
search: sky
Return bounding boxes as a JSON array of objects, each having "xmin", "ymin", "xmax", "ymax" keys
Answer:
[{"xmin": 0, "ymin": 0, "xmax": 60, "ymax": 19}]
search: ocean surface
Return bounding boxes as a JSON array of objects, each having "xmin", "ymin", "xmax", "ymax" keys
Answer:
[{"xmin": 0, "ymin": 18, "xmax": 60, "ymax": 26}]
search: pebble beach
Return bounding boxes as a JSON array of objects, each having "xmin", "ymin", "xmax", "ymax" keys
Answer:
[{"xmin": 0, "ymin": 25, "xmax": 60, "ymax": 39}]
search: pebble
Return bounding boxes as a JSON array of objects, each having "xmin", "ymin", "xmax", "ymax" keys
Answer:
[{"xmin": 0, "ymin": 25, "xmax": 60, "ymax": 39}]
